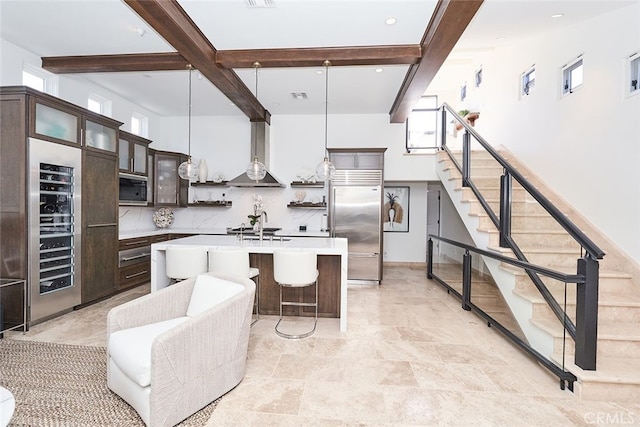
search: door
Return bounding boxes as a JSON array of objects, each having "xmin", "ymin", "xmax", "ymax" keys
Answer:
[{"xmin": 332, "ymin": 185, "xmax": 381, "ymax": 281}]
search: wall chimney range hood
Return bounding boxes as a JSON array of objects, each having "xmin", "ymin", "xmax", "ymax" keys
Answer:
[{"xmin": 228, "ymin": 121, "xmax": 285, "ymax": 187}]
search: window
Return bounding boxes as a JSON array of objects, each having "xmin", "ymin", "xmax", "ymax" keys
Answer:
[
  {"xmin": 562, "ymin": 56, "xmax": 583, "ymax": 96},
  {"xmin": 22, "ymin": 64, "xmax": 58, "ymax": 95},
  {"xmin": 406, "ymin": 95, "xmax": 438, "ymax": 152},
  {"xmin": 475, "ymin": 67, "xmax": 483, "ymax": 88},
  {"xmin": 460, "ymin": 83, "xmax": 467, "ymax": 101},
  {"xmin": 521, "ymin": 66, "xmax": 536, "ymax": 96},
  {"xmin": 627, "ymin": 52, "xmax": 639, "ymax": 96},
  {"xmin": 131, "ymin": 112, "xmax": 149, "ymax": 137},
  {"xmin": 87, "ymin": 93, "xmax": 112, "ymax": 117}
]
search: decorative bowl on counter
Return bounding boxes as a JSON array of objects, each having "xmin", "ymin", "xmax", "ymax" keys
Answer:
[{"xmin": 153, "ymin": 207, "xmax": 174, "ymax": 229}]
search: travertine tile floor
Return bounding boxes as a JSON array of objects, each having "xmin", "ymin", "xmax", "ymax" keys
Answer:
[{"xmin": 6, "ymin": 265, "xmax": 639, "ymax": 426}]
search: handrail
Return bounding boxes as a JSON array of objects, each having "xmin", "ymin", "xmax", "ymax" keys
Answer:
[
  {"xmin": 440, "ymin": 102, "xmax": 605, "ymax": 260},
  {"xmin": 433, "ymin": 235, "xmax": 584, "ymax": 284}
]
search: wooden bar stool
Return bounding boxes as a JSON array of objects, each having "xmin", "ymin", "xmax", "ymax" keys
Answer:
[
  {"xmin": 208, "ymin": 248, "xmax": 260, "ymax": 324},
  {"xmin": 273, "ymin": 249, "xmax": 318, "ymax": 339},
  {"xmin": 165, "ymin": 246, "xmax": 208, "ymax": 284}
]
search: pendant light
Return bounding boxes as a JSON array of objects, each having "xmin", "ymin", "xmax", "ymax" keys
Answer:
[
  {"xmin": 178, "ymin": 65, "xmax": 199, "ymax": 180},
  {"xmin": 315, "ymin": 60, "xmax": 335, "ymax": 181},
  {"xmin": 246, "ymin": 62, "xmax": 267, "ymax": 182}
]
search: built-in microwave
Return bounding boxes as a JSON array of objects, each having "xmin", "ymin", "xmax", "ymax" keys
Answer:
[{"xmin": 119, "ymin": 173, "xmax": 148, "ymax": 205}]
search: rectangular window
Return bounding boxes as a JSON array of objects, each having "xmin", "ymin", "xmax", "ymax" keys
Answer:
[
  {"xmin": 521, "ymin": 66, "xmax": 536, "ymax": 97},
  {"xmin": 131, "ymin": 112, "xmax": 149, "ymax": 137},
  {"xmin": 87, "ymin": 93, "xmax": 112, "ymax": 117},
  {"xmin": 406, "ymin": 95, "xmax": 438, "ymax": 152},
  {"xmin": 562, "ymin": 56, "xmax": 583, "ymax": 96},
  {"xmin": 22, "ymin": 64, "xmax": 58, "ymax": 95},
  {"xmin": 460, "ymin": 83, "xmax": 467, "ymax": 101},
  {"xmin": 627, "ymin": 52, "xmax": 639, "ymax": 96}
]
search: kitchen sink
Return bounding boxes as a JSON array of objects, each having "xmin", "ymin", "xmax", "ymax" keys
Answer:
[
  {"xmin": 241, "ymin": 236, "xmax": 291, "ymax": 242},
  {"xmin": 228, "ymin": 227, "xmax": 281, "ymax": 235}
]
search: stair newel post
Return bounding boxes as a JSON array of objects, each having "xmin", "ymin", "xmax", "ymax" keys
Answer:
[
  {"xmin": 499, "ymin": 170, "xmax": 512, "ymax": 248},
  {"xmin": 440, "ymin": 108, "xmax": 448, "ymax": 150},
  {"xmin": 427, "ymin": 238, "xmax": 434, "ymax": 279},
  {"xmin": 462, "ymin": 250, "xmax": 472, "ymax": 311},
  {"xmin": 462, "ymin": 131, "xmax": 471, "ymax": 187},
  {"xmin": 575, "ymin": 255, "xmax": 599, "ymax": 371}
]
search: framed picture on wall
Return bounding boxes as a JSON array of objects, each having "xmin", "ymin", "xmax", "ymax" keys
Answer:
[{"xmin": 383, "ymin": 186, "xmax": 409, "ymax": 232}]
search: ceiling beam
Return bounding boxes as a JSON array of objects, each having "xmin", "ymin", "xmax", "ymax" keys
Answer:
[
  {"xmin": 216, "ymin": 45, "xmax": 422, "ymax": 68},
  {"xmin": 389, "ymin": 0, "xmax": 484, "ymax": 123},
  {"xmin": 123, "ymin": 0, "xmax": 269, "ymax": 123},
  {"xmin": 42, "ymin": 52, "xmax": 189, "ymax": 73},
  {"xmin": 42, "ymin": 44, "xmax": 421, "ymax": 75}
]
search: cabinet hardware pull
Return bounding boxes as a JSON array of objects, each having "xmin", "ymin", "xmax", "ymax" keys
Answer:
[
  {"xmin": 125, "ymin": 270, "xmax": 148, "ymax": 279},
  {"xmin": 125, "ymin": 240, "xmax": 149, "ymax": 245},
  {"xmin": 87, "ymin": 223, "xmax": 117, "ymax": 228},
  {"xmin": 121, "ymin": 253, "xmax": 150, "ymax": 262}
]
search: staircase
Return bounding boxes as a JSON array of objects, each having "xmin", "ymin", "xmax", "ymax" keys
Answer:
[{"xmin": 436, "ymin": 148, "xmax": 640, "ymax": 402}]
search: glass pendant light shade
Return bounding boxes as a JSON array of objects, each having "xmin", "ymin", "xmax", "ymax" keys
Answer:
[
  {"xmin": 178, "ymin": 156, "xmax": 199, "ymax": 180},
  {"xmin": 315, "ymin": 156, "xmax": 336, "ymax": 181},
  {"xmin": 246, "ymin": 156, "xmax": 267, "ymax": 182},
  {"xmin": 316, "ymin": 60, "xmax": 335, "ymax": 182},
  {"xmin": 179, "ymin": 65, "xmax": 195, "ymax": 181}
]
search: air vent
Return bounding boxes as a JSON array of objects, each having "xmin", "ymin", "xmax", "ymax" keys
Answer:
[
  {"xmin": 246, "ymin": 0, "xmax": 276, "ymax": 8},
  {"xmin": 291, "ymin": 92, "xmax": 308, "ymax": 100}
]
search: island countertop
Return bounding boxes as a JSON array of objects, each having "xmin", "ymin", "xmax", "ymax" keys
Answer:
[{"xmin": 150, "ymin": 234, "xmax": 348, "ymax": 331}]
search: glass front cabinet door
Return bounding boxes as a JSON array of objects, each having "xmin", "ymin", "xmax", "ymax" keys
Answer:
[{"xmin": 119, "ymin": 131, "xmax": 150, "ymax": 176}]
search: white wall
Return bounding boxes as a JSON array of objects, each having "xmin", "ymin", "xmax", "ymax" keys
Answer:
[{"xmin": 431, "ymin": 3, "xmax": 640, "ymax": 263}]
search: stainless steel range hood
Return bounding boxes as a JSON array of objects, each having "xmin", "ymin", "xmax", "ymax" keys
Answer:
[{"xmin": 228, "ymin": 121, "xmax": 285, "ymax": 187}]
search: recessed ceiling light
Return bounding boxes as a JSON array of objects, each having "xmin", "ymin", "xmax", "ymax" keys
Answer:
[
  {"xmin": 375, "ymin": 68, "xmax": 384, "ymax": 73},
  {"xmin": 316, "ymin": 70, "xmax": 324, "ymax": 75},
  {"xmin": 132, "ymin": 26, "xmax": 145, "ymax": 37},
  {"xmin": 385, "ymin": 17, "xmax": 397, "ymax": 25},
  {"xmin": 291, "ymin": 92, "xmax": 308, "ymax": 100},
  {"xmin": 551, "ymin": 13, "xmax": 563, "ymax": 18}
]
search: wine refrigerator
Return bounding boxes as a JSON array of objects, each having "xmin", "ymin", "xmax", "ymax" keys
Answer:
[{"xmin": 28, "ymin": 138, "xmax": 82, "ymax": 325}]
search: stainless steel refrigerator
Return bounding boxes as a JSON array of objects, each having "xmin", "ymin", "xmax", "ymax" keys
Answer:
[{"xmin": 329, "ymin": 170, "xmax": 383, "ymax": 284}]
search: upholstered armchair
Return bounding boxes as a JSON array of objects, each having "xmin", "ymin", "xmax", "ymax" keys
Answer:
[{"xmin": 106, "ymin": 272, "xmax": 255, "ymax": 427}]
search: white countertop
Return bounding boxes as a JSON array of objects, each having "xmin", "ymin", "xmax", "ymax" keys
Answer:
[
  {"xmin": 151, "ymin": 234, "xmax": 347, "ymax": 255},
  {"xmin": 120, "ymin": 228, "xmax": 330, "ymax": 240}
]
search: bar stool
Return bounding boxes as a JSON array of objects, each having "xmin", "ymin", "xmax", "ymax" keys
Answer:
[
  {"xmin": 165, "ymin": 246, "xmax": 208, "ymax": 284},
  {"xmin": 273, "ymin": 249, "xmax": 318, "ymax": 339},
  {"xmin": 208, "ymin": 248, "xmax": 260, "ymax": 324}
]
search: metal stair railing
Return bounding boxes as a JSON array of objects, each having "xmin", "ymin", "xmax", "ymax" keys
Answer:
[
  {"xmin": 437, "ymin": 103, "xmax": 603, "ymax": 371},
  {"xmin": 427, "ymin": 235, "xmax": 579, "ymax": 391}
]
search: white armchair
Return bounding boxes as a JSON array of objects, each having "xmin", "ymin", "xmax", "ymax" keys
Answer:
[{"xmin": 107, "ymin": 272, "xmax": 255, "ymax": 427}]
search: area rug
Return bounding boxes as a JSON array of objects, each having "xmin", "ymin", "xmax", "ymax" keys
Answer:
[{"xmin": 0, "ymin": 339, "xmax": 218, "ymax": 426}]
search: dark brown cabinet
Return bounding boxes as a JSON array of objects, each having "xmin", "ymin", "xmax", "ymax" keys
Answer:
[
  {"xmin": 81, "ymin": 148, "xmax": 119, "ymax": 304},
  {"xmin": 1, "ymin": 86, "xmax": 122, "ymax": 315},
  {"xmin": 251, "ymin": 253, "xmax": 341, "ymax": 318},
  {"xmin": 119, "ymin": 131, "xmax": 150, "ymax": 176},
  {"xmin": 153, "ymin": 150, "xmax": 188, "ymax": 207}
]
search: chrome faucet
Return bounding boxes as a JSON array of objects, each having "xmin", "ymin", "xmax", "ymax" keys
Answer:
[{"xmin": 258, "ymin": 211, "xmax": 268, "ymax": 241}]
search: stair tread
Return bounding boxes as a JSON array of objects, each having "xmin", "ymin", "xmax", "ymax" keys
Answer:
[
  {"xmin": 488, "ymin": 245, "xmax": 581, "ymax": 255},
  {"xmin": 532, "ymin": 317, "xmax": 640, "ymax": 340},
  {"xmin": 515, "ymin": 287, "xmax": 640, "ymax": 307},
  {"xmin": 550, "ymin": 353, "xmax": 640, "ymax": 383}
]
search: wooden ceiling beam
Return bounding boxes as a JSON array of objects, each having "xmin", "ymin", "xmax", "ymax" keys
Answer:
[
  {"xmin": 124, "ymin": 0, "xmax": 269, "ymax": 123},
  {"xmin": 389, "ymin": 0, "xmax": 484, "ymax": 123},
  {"xmin": 216, "ymin": 45, "xmax": 421, "ymax": 68},
  {"xmin": 42, "ymin": 44, "xmax": 421, "ymax": 74},
  {"xmin": 42, "ymin": 52, "xmax": 189, "ymax": 73}
]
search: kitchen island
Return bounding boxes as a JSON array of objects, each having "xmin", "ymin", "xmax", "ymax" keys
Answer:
[{"xmin": 150, "ymin": 234, "xmax": 348, "ymax": 331}]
